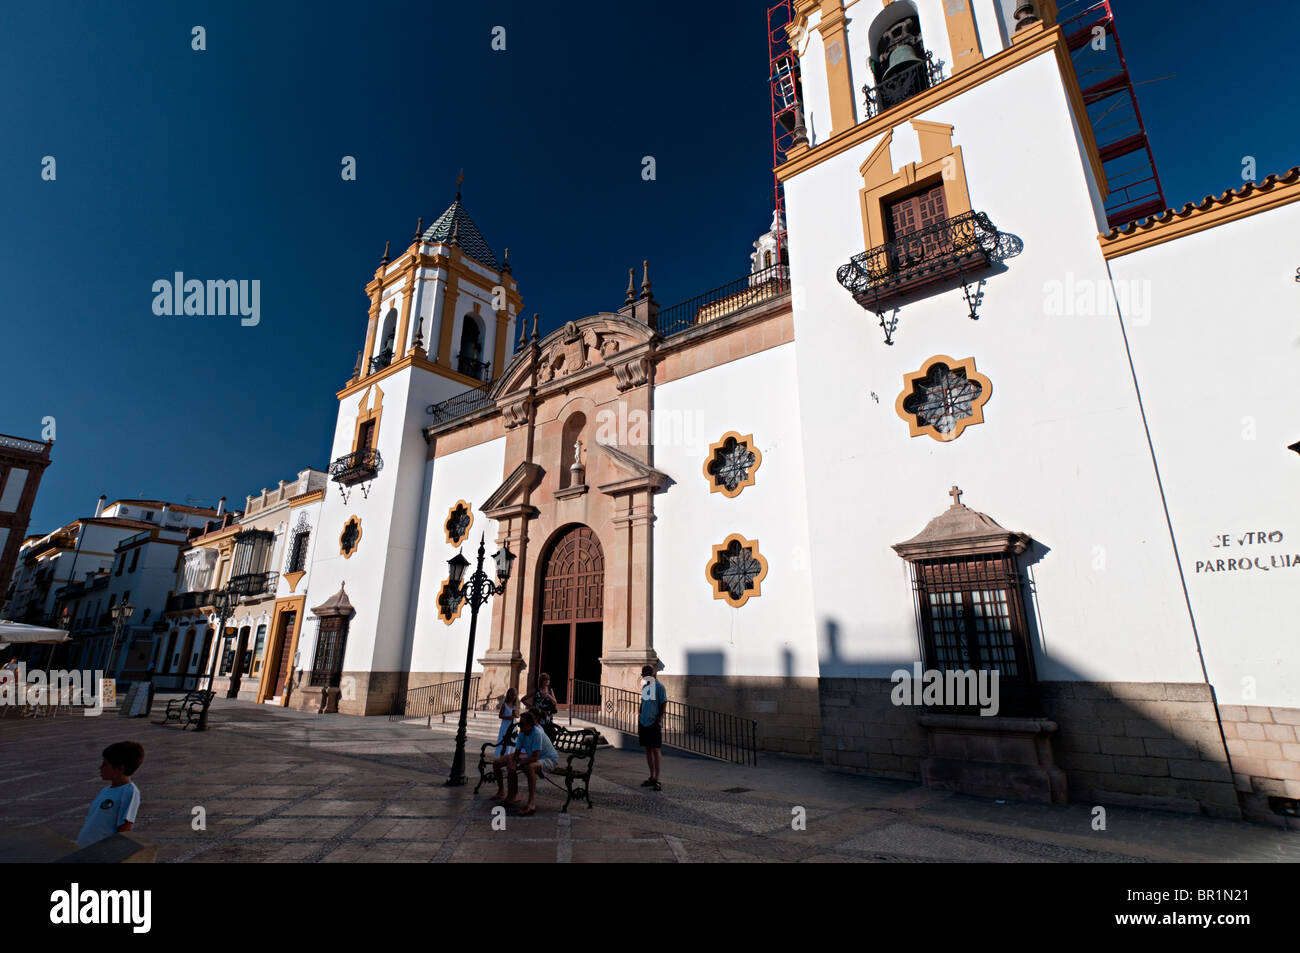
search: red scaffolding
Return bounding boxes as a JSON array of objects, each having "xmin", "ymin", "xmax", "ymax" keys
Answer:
[
  {"xmin": 767, "ymin": 0, "xmax": 796, "ymax": 267},
  {"xmin": 1060, "ymin": 0, "xmax": 1167, "ymax": 228}
]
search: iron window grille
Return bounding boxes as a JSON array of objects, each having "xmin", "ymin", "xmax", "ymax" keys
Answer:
[
  {"xmin": 909, "ymin": 554, "xmax": 1038, "ymax": 715},
  {"xmin": 285, "ymin": 527, "xmax": 311, "ymax": 574},
  {"xmin": 311, "ymin": 616, "xmax": 350, "ymax": 688}
]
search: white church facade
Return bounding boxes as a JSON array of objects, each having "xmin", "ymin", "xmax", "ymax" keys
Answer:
[{"xmin": 241, "ymin": 1, "xmax": 1298, "ymax": 824}]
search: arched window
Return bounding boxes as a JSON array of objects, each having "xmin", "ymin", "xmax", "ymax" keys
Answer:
[
  {"xmin": 457, "ymin": 314, "xmax": 487, "ymax": 380},
  {"xmin": 866, "ymin": 2, "xmax": 938, "ymax": 116},
  {"xmin": 373, "ymin": 307, "xmax": 398, "ymax": 371}
]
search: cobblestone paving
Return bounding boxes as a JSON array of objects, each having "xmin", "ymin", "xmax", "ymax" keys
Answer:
[{"xmin": 3, "ymin": 698, "xmax": 1298, "ymax": 863}]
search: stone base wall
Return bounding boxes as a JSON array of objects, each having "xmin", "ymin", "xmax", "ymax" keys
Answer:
[
  {"xmin": 818, "ymin": 678, "xmax": 929, "ymax": 780},
  {"xmin": 817, "ymin": 678, "xmax": 1249, "ymax": 819},
  {"xmin": 656, "ymin": 675, "xmax": 822, "ymax": 757},
  {"xmin": 1219, "ymin": 705, "xmax": 1300, "ymax": 829},
  {"xmin": 1039, "ymin": 682, "xmax": 1240, "ymax": 819}
]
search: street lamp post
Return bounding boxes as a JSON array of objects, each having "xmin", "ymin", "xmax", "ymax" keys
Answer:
[
  {"xmin": 197, "ymin": 588, "xmax": 233, "ymax": 732},
  {"xmin": 107, "ymin": 601, "xmax": 136, "ymax": 681},
  {"xmin": 442, "ymin": 534, "xmax": 515, "ymax": 786}
]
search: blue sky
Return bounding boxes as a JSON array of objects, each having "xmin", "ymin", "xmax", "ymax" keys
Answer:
[{"xmin": 3, "ymin": 0, "xmax": 1296, "ymax": 533}]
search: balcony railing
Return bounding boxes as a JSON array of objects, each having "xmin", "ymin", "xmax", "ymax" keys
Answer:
[
  {"xmin": 227, "ymin": 571, "xmax": 278, "ymax": 600},
  {"xmin": 369, "ymin": 348, "xmax": 394, "ymax": 374},
  {"xmin": 427, "ymin": 386, "xmax": 493, "ymax": 424},
  {"xmin": 456, "ymin": 354, "xmax": 491, "ymax": 382},
  {"xmin": 836, "ymin": 210, "xmax": 1022, "ymax": 313},
  {"xmin": 329, "ymin": 448, "xmax": 383, "ymax": 486},
  {"xmin": 863, "ymin": 52, "xmax": 945, "ymax": 119},
  {"xmin": 656, "ymin": 265, "xmax": 791, "ymax": 339},
  {"xmin": 165, "ymin": 589, "xmax": 220, "ymax": 614}
]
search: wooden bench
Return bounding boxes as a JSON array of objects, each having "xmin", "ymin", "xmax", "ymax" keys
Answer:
[
  {"xmin": 155, "ymin": 690, "xmax": 214, "ymax": 730},
  {"xmin": 475, "ymin": 725, "xmax": 600, "ymax": 812}
]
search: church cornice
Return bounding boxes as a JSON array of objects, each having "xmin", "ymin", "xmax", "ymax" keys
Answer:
[{"xmin": 1099, "ymin": 166, "xmax": 1300, "ymax": 259}]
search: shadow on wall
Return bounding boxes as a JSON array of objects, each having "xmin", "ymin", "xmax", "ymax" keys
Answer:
[{"xmin": 814, "ymin": 612, "xmax": 1292, "ymax": 824}]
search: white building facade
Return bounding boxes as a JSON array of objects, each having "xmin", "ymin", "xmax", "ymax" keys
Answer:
[{"xmin": 263, "ymin": 1, "xmax": 1297, "ymax": 825}]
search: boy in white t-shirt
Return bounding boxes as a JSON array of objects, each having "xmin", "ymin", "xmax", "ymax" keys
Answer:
[{"xmin": 76, "ymin": 741, "xmax": 144, "ymax": 847}]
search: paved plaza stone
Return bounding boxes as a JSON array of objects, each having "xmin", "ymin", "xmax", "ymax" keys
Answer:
[{"xmin": 2, "ymin": 697, "xmax": 1298, "ymax": 863}]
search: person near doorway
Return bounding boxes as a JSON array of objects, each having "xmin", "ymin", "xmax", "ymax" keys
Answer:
[
  {"xmin": 528, "ymin": 673, "xmax": 559, "ymax": 740},
  {"xmin": 639, "ymin": 665, "xmax": 667, "ymax": 790},
  {"xmin": 494, "ymin": 711, "xmax": 558, "ymax": 815}
]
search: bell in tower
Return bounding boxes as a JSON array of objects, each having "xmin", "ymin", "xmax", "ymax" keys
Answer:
[{"xmin": 874, "ymin": 16, "xmax": 925, "ymax": 82}]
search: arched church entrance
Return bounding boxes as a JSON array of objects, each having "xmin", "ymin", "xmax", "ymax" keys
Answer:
[{"xmin": 536, "ymin": 525, "xmax": 604, "ymax": 705}]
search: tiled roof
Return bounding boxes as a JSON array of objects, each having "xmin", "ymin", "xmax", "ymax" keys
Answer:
[
  {"xmin": 1104, "ymin": 166, "xmax": 1300, "ymax": 238},
  {"xmin": 421, "ymin": 200, "xmax": 500, "ymax": 270}
]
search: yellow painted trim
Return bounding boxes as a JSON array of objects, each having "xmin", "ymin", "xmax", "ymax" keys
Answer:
[
  {"xmin": 819, "ymin": 1, "xmax": 857, "ymax": 136},
  {"xmin": 444, "ymin": 500, "xmax": 475, "ymax": 546},
  {"xmin": 285, "ymin": 570, "xmax": 305, "ymax": 593},
  {"xmin": 351, "ymin": 385, "xmax": 384, "ymax": 457},
  {"xmin": 340, "ymin": 516, "xmax": 362, "ymax": 558},
  {"xmin": 258, "ymin": 595, "xmax": 306, "ymax": 704},
  {"xmin": 336, "ymin": 351, "xmax": 485, "ymax": 400},
  {"xmin": 289, "ymin": 489, "xmax": 325, "ymax": 508},
  {"xmin": 703, "ymin": 432, "xmax": 764, "ymax": 499},
  {"xmin": 943, "ymin": 0, "xmax": 983, "ymax": 74},
  {"xmin": 397, "ymin": 263, "xmax": 416, "ymax": 359},
  {"xmin": 895, "ymin": 353, "xmax": 992, "ymax": 442},
  {"xmin": 705, "ymin": 534, "xmax": 769, "ymax": 609},
  {"xmin": 859, "ymin": 121, "xmax": 971, "ymax": 252},
  {"xmin": 1100, "ymin": 167, "xmax": 1300, "ymax": 259},
  {"xmin": 776, "ymin": 25, "xmax": 1107, "ymax": 201}
]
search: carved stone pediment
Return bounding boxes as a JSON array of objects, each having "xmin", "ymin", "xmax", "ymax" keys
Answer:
[{"xmin": 492, "ymin": 313, "xmax": 654, "ymax": 399}]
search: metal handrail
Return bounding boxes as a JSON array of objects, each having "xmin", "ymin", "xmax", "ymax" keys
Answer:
[
  {"xmin": 226, "ymin": 571, "xmax": 278, "ymax": 600},
  {"xmin": 456, "ymin": 354, "xmax": 491, "ymax": 382},
  {"xmin": 862, "ymin": 52, "xmax": 945, "ymax": 119},
  {"xmin": 656, "ymin": 265, "xmax": 790, "ymax": 339},
  {"xmin": 426, "ymin": 386, "xmax": 493, "ymax": 423},
  {"xmin": 566, "ymin": 678, "xmax": 758, "ymax": 765},
  {"xmin": 329, "ymin": 448, "xmax": 383, "ymax": 485},
  {"xmin": 389, "ymin": 676, "xmax": 483, "ymax": 725}
]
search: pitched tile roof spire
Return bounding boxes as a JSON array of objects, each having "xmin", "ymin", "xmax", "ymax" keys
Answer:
[{"xmin": 421, "ymin": 197, "xmax": 499, "ymax": 270}]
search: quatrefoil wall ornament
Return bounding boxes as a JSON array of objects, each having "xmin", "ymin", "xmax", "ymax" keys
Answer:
[
  {"xmin": 895, "ymin": 354, "xmax": 992, "ymax": 442},
  {"xmin": 705, "ymin": 534, "xmax": 769, "ymax": 608},
  {"xmin": 436, "ymin": 578, "xmax": 464, "ymax": 625},
  {"xmin": 703, "ymin": 432, "xmax": 763, "ymax": 498},
  {"xmin": 444, "ymin": 500, "xmax": 474, "ymax": 546},
  {"xmin": 339, "ymin": 516, "xmax": 363, "ymax": 558}
]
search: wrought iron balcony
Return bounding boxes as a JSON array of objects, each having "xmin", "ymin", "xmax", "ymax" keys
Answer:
[
  {"xmin": 456, "ymin": 354, "xmax": 491, "ymax": 382},
  {"xmin": 836, "ymin": 211, "xmax": 1021, "ymax": 311},
  {"xmin": 427, "ymin": 386, "xmax": 493, "ymax": 424},
  {"xmin": 369, "ymin": 348, "xmax": 394, "ymax": 374},
  {"xmin": 862, "ymin": 53, "xmax": 944, "ymax": 119},
  {"xmin": 227, "ymin": 571, "xmax": 278, "ymax": 600},
  {"xmin": 329, "ymin": 447, "xmax": 383, "ymax": 486}
]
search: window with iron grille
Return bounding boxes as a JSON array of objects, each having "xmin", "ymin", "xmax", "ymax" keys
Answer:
[
  {"xmin": 311, "ymin": 616, "xmax": 349, "ymax": 687},
  {"xmin": 911, "ymin": 554, "xmax": 1037, "ymax": 713},
  {"xmin": 287, "ymin": 529, "xmax": 311, "ymax": 573}
]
